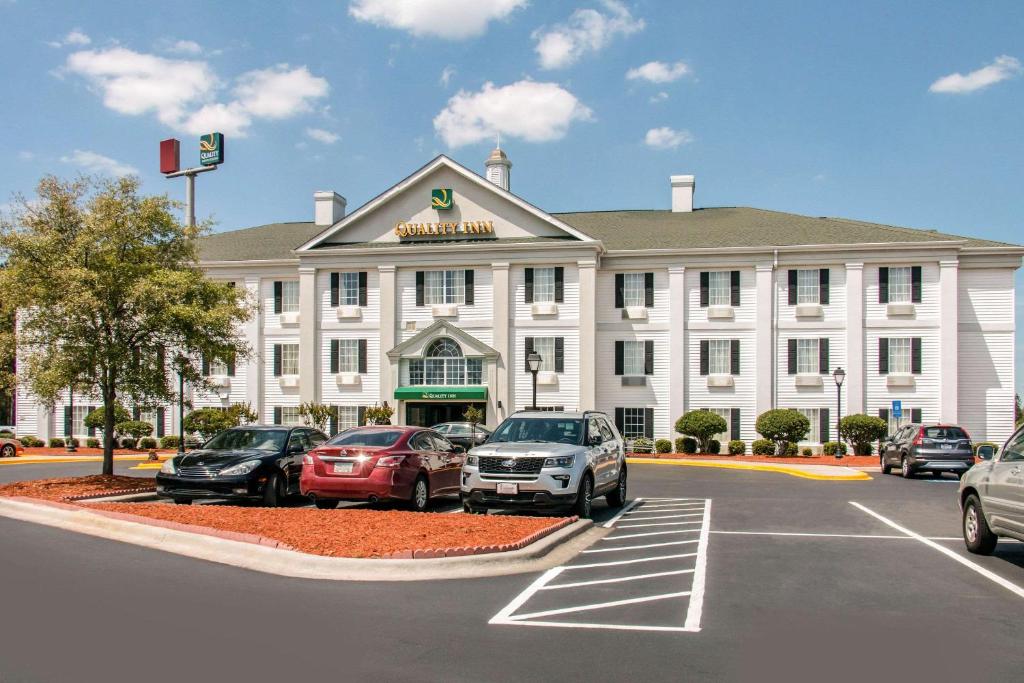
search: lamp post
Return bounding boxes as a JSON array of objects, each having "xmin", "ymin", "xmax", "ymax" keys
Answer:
[
  {"xmin": 833, "ymin": 367, "xmax": 846, "ymax": 460},
  {"xmin": 526, "ymin": 352, "xmax": 542, "ymax": 411},
  {"xmin": 176, "ymin": 356, "xmax": 187, "ymax": 456},
  {"xmin": 66, "ymin": 385, "xmax": 77, "ymax": 453}
]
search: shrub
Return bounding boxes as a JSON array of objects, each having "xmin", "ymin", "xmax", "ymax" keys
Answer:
[
  {"xmin": 708, "ymin": 439, "xmax": 721, "ymax": 454},
  {"xmin": 227, "ymin": 402, "xmax": 258, "ymax": 426},
  {"xmin": 755, "ymin": 409, "xmax": 811, "ymax": 454},
  {"xmin": 801, "ymin": 447, "xmax": 813, "ymax": 457},
  {"xmin": 783, "ymin": 442, "xmax": 799, "ymax": 456},
  {"xmin": 85, "ymin": 404, "xmax": 132, "ymax": 433},
  {"xmin": 631, "ymin": 437, "xmax": 654, "ymax": 454},
  {"xmin": 299, "ymin": 402, "xmax": 334, "ymax": 433},
  {"xmin": 680, "ymin": 437, "xmax": 697, "ymax": 454},
  {"xmin": 728, "ymin": 440, "xmax": 746, "ymax": 455},
  {"xmin": 364, "ymin": 404, "xmax": 394, "ymax": 425},
  {"xmin": 0, "ymin": 429, "xmax": 14, "ymax": 438},
  {"xmin": 139, "ymin": 437, "xmax": 158, "ymax": 449},
  {"xmin": 19, "ymin": 435, "xmax": 41, "ymax": 447},
  {"xmin": 67, "ymin": 438, "xmax": 80, "ymax": 447},
  {"xmin": 160, "ymin": 435, "xmax": 181, "ymax": 449},
  {"xmin": 751, "ymin": 438, "xmax": 775, "ymax": 455},
  {"xmin": 839, "ymin": 414, "xmax": 887, "ymax": 456},
  {"xmin": 184, "ymin": 408, "xmax": 234, "ymax": 440},
  {"xmin": 48, "ymin": 438, "xmax": 65, "ymax": 448},
  {"xmin": 675, "ymin": 410, "xmax": 728, "ymax": 453},
  {"xmin": 86, "ymin": 437, "xmax": 100, "ymax": 448},
  {"xmin": 120, "ymin": 437, "xmax": 137, "ymax": 449},
  {"xmin": 822, "ymin": 441, "xmax": 848, "ymax": 456},
  {"xmin": 654, "ymin": 438, "xmax": 672, "ymax": 454},
  {"xmin": 675, "ymin": 437, "xmax": 686, "ymax": 453},
  {"xmin": 115, "ymin": 420, "xmax": 153, "ymax": 441}
]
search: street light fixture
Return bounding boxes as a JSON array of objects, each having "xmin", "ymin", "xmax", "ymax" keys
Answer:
[
  {"xmin": 833, "ymin": 367, "xmax": 846, "ymax": 459},
  {"xmin": 526, "ymin": 352, "xmax": 542, "ymax": 411}
]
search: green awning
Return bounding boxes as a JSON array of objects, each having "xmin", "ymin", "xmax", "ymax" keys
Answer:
[{"xmin": 394, "ymin": 386, "xmax": 488, "ymax": 401}]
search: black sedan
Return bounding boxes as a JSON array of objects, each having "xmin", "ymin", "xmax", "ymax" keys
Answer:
[
  {"xmin": 431, "ymin": 422, "xmax": 491, "ymax": 450},
  {"xmin": 156, "ymin": 425, "xmax": 328, "ymax": 506}
]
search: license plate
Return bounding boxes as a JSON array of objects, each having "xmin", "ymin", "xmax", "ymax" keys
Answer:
[
  {"xmin": 333, "ymin": 462, "xmax": 354, "ymax": 474},
  {"xmin": 496, "ymin": 483, "xmax": 519, "ymax": 495},
  {"xmin": 941, "ymin": 444, "xmax": 953, "ymax": 450}
]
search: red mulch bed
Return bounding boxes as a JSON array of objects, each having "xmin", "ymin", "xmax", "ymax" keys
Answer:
[
  {"xmin": 627, "ymin": 453, "xmax": 889, "ymax": 467},
  {"xmin": 0, "ymin": 475, "xmax": 156, "ymax": 501}
]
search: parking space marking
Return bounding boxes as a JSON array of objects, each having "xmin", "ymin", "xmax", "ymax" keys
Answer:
[
  {"xmin": 567, "ymin": 552, "xmax": 699, "ymax": 570},
  {"xmin": 603, "ymin": 497, "xmax": 642, "ymax": 527},
  {"xmin": 582, "ymin": 539, "xmax": 700, "ymax": 553},
  {"xmin": 850, "ymin": 501, "xmax": 1024, "ymax": 600},
  {"xmin": 540, "ymin": 569, "xmax": 695, "ymax": 590},
  {"xmin": 619, "ymin": 512, "xmax": 704, "ymax": 521},
  {"xmin": 511, "ymin": 591, "xmax": 693, "ymax": 621},
  {"xmin": 616, "ymin": 520, "xmax": 703, "ymax": 529},
  {"xmin": 611, "ymin": 529, "xmax": 701, "ymax": 540}
]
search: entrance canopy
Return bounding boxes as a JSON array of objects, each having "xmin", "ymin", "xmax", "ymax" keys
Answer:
[{"xmin": 394, "ymin": 386, "xmax": 487, "ymax": 401}]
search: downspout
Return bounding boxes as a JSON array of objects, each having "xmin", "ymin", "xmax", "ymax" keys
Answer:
[{"xmin": 772, "ymin": 248, "xmax": 779, "ymax": 409}]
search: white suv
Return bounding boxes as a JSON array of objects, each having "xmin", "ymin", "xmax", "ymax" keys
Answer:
[{"xmin": 460, "ymin": 410, "xmax": 627, "ymax": 518}]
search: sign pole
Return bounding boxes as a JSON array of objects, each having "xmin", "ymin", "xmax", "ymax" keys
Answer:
[{"xmin": 166, "ymin": 165, "xmax": 217, "ymax": 227}]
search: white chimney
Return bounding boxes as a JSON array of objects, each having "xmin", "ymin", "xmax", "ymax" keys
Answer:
[
  {"xmin": 670, "ymin": 175, "xmax": 695, "ymax": 213},
  {"xmin": 314, "ymin": 191, "xmax": 347, "ymax": 227}
]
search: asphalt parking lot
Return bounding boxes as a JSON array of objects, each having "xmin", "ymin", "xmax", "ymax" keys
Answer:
[{"xmin": 1, "ymin": 462, "xmax": 1023, "ymax": 682}]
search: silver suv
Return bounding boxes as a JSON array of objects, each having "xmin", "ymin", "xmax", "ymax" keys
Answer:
[
  {"xmin": 959, "ymin": 424, "xmax": 1024, "ymax": 554},
  {"xmin": 460, "ymin": 410, "xmax": 627, "ymax": 518}
]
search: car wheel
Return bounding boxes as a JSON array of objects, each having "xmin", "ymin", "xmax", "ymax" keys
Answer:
[
  {"xmin": 880, "ymin": 455, "xmax": 891, "ymax": 475},
  {"xmin": 901, "ymin": 456, "xmax": 914, "ymax": 479},
  {"xmin": 173, "ymin": 498, "xmax": 192, "ymax": 505},
  {"xmin": 409, "ymin": 476, "xmax": 429, "ymax": 512},
  {"xmin": 262, "ymin": 472, "xmax": 285, "ymax": 507},
  {"xmin": 0, "ymin": 444, "xmax": 15, "ymax": 458},
  {"xmin": 314, "ymin": 499, "xmax": 339, "ymax": 510},
  {"xmin": 606, "ymin": 468, "xmax": 627, "ymax": 508},
  {"xmin": 963, "ymin": 494, "xmax": 997, "ymax": 555},
  {"xmin": 573, "ymin": 474, "xmax": 594, "ymax": 519}
]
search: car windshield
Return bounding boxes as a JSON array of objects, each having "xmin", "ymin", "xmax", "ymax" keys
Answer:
[
  {"xmin": 327, "ymin": 429, "xmax": 404, "ymax": 447},
  {"xmin": 488, "ymin": 418, "xmax": 584, "ymax": 445},
  {"xmin": 204, "ymin": 429, "xmax": 287, "ymax": 452},
  {"xmin": 923, "ymin": 426, "xmax": 969, "ymax": 440}
]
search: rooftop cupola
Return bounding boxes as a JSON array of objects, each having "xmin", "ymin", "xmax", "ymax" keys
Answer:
[
  {"xmin": 485, "ymin": 144, "xmax": 512, "ymax": 191},
  {"xmin": 670, "ymin": 175, "xmax": 695, "ymax": 212}
]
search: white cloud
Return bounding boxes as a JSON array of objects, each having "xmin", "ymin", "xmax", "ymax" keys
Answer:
[
  {"xmin": 649, "ymin": 91, "xmax": 669, "ymax": 104},
  {"xmin": 60, "ymin": 149, "xmax": 138, "ymax": 177},
  {"xmin": 929, "ymin": 55, "xmax": 1023, "ymax": 94},
  {"xmin": 48, "ymin": 29, "xmax": 91, "ymax": 48},
  {"xmin": 644, "ymin": 126, "xmax": 693, "ymax": 150},
  {"xmin": 17, "ymin": 150, "xmax": 35, "ymax": 161},
  {"xmin": 163, "ymin": 39, "xmax": 203, "ymax": 55},
  {"xmin": 533, "ymin": 0, "xmax": 644, "ymax": 70},
  {"xmin": 349, "ymin": 0, "xmax": 527, "ymax": 40},
  {"xmin": 440, "ymin": 65, "xmax": 456, "ymax": 87},
  {"xmin": 627, "ymin": 60, "xmax": 691, "ymax": 84},
  {"xmin": 64, "ymin": 48, "xmax": 329, "ymax": 137},
  {"xmin": 306, "ymin": 127, "xmax": 340, "ymax": 144},
  {"xmin": 433, "ymin": 80, "xmax": 593, "ymax": 147}
]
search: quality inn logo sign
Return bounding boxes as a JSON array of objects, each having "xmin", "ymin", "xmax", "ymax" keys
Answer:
[
  {"xmin": 199, "ymin": 132, "xmax": 224, "ymax": 166},
  {"xmin": 431, "ymin": 188, "xmax": 453, "ymax": 210}
]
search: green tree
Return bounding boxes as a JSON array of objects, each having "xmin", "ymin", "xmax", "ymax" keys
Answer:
[
  {"xmin": 115, "ymin": 420, "xmax": 154, "ymax": 441},
  {"xmin": 0, "ymin": 176, "xmax": 252, "ymax": 474},
  {"xmin": 755, "ymin": 409, "xmax": 810, "ymax": 455},
  {"xmin": 227, "ymin": 402, "xmax": 257, "ymax": 426},
  {"xmin": 1016, "ymin": 393, "xmax": 1022, "ymax": 427},
  {"xmin": 299, "ymin": 402, "xmax": 334, "ymax": 433},
  {"xmin": 85, "ymin": 404, "xmax": 131, "ymax": 433},
  {"xmin": 675, "ymin": 410, "xmax": 728, "ymax": 453},
  {"xmin": 183, "ymin": 408, "xmax": 233, "ymax": 440},
  {"xmin": 364, "ymin": 404, "xmax": 393, "ymax": 425},
  {"xmin": 839, "ymin": 414, "xmax": 888, "ymax": 455}
]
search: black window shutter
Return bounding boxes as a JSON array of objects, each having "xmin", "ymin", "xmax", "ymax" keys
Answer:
[
  {"xmin": 699, "ymin": 340, "xmax": 709, "ymax": 376},
  {"xmin": 274, "ymin": 281, "xmax": 283, "ymax": 314},
  {"xmin": 524, "ymin": 268, "xmax": 534, "ymax": 303},
  {"xmin": 788, "ymin": 339, "xmax": 798, "ymax": 375},
  {"xmin": 273, "ymin": 407, "xmax": 282, "ymax": 424},
  {"xmin": 911, "ymin": 408, "xmax": 922, "ymax": 423},
  {"xmin": 156, "ymin": 347, "xmax": 165, "ymax": 372},
  {"xmin": 614, "ymin": 341, "xmax": 624, "ymax": 375},
  {"xmin": 157, "ymin": 408, "xmax": 165, "ymax": 438},
  {"xmin": 554, "ymin": 337, "xmax": 564, "ymax": 373},
  {"xmin": 554, "ymin": 267, "xmax": 564, "ymax": 303},
  {"xmin": 615, "ymin": 273, "xmax": 624, "ymax": 308},
  {"xmin": 820, "ymin": 268, "xmax": 830, "ymax": 305},
  {"xmin": 226, "ymin": 354, "xmax": 235, "ymax": 377},
  {"xmin": 731, "ymin": 271, "xmax": 741, "ymax": 307},
  {"xmin": 330, "ymin": 340, "xmax": 339, "ymax": 374},
  {"xmin": 273, "ymin": 344, "xmax": 282, "ymax": 377},
  {"xmin": 614, "ymin": 408, "xmax": 625, "ymax": 435},
  {"xmin": 358, "ymin": 339, "xmax": 368, "ymax": 374},
  {"xmin": 329, "ymin": 409, "xmax": 338, "ymax": 435},
  {"xmin": 415, "ymin": 271, "xmax": 425, "ymax": 307},
  {"xmin": 788, "ymin": 270, "xmax": 798, "ymax": 306},
  {"xmin": 879, "ymin": 408, "xmax": 890, "ymax": 426},
  {"xmin": 133, "ymin": 407, "xmax": 141, "ymax": 421},
  {"xmin": 911, "ymin": 266, "xmax": 922, "ymax": 303},
  {"xmin": 819, "ymin": 338, "xmax": 830, "ymax": 374},
  {"xmin": 644, "ymin": 272, "xmax": 654, "ymax": 308},
  {"xmin": 820, "ymin": 408, "xmax": 830, "ymax": 443},
  {"xmin": 358, "ymin": 406, "xmax": 367, "ymax": 426},
  {"xmin": 911, "ymin": 337, "xmax": 922, "ymax": 374},
  {"xmin": 644, "ymin": 408, "xmax": 654, "ymax": 439},
  {"xmin": 524, "ymin": 337, "xmax": 534, "ymax": 372},
  {"xmin": 330, "ymin": 273, "xmax": 339, "ymax": 307},
  {"xmin": 464, "ymin": 270, "xmax": 474, "ymax": 305},
  {"xmin": 731, "ymin": 409, "xmax": 741, "ymax": 442},
  {"xmin": 87, "ymin": 407, "xmax": 96, "ymax": 437},
  {"xmin": 201, "ymin": 354, "xmax": 210, "ymax": 377},
  {"xmin": 878, "ymin": 267, "xmax": 889, "ymax": 304},
  {"xmin": 700, "ymin": 272, "xmax": 709, "ymax": 307},
  {"xmin": 644, "ymin": 340, "xmax": 654, "ymax": 375},
  {"xmin": 64, "ymin": 406, "xmax": 72, "ymax": 437},
  {"xmin": 358, "ymin": 271, "xmax": 368, "ymax": 307},
  {"xmin": 730, "ymin": 339, "xmax": 740, "ymax": 375},
  {"xmin": 879, "ymin": 338, "xmax": 889, "ymax": 375}
]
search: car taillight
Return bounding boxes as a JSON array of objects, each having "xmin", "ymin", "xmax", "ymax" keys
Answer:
[
  {"xmin": 375, "ymin": 455, "xmax": 407, "ymax": 469},
  {"xmin": 912, "ymin": 428, "xmax": 928, "ymax": 446},
  {"xmin": 303, "ymin": 454, "xmax": 314, "ymax": 465}
]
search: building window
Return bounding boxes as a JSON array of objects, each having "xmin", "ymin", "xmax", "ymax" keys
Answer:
[
  {"xmin": 339, "ymin": 272, "xmax": 360, "ymax": 306},
  {"xmin": 336, "ymin": 339, "xmax": 359, "ymax": 373},
  {"xmin": 413, "ymin": 338, "xmax": 479, "ymax": 386},
  {"xmin": 532, "ymin": 267, "xmax": 556, "ymax": 303},
  {"xmin": 281, "ymin": 344, "xmax": 300, "ymax": 376},
  {"xmin": 70, "ymin": 405, "xmax": 89, "ymax": 437},
  {"xmin": 711, "ymin": 408, "xmax": 731, "ymax": 442},
  {"xmin": 337, "ymin": 406, "xmax": 359, "ymax": 431},
  {"xmin": 796, "ymin": 339, "xmax": 820, "ymax": 375},
  {"xmin": 887, "ymin": 267, "xmax": 912, "ymax": 303},
  {"xmin": 467, "ymin": 358, "xmax": 483, "ymax": 385},
  {"xmin": 708, "ymin": 271, "xmax": 731, "ymax": 306},
  {"xmin": 279, "ymin": 406, "xmax": 301, "ymax": 426},
  {"xmin": 622, "ymin": 341, "xmax": 645, "ymax": 376},
  {"xmin": 409, "ymin": 360, "xmax": 424, "ymax": 385},
  {"xmin": 209, "ymin": 358, "xmax": 228, "ymax": 376},
  {"xmin": 532, "ymin": 337, "xmax": 557, "ymax": 373},
  {"xmin": 798, "ymin": 408, "xmax": 821, "ymax": 443},
  {"xmin": 622, "ymin": 408, "xmax": 646, "ymax": 440},
  {"xmin": 797, "ymin": 269, "xmax": 820, "ymax": 304},
  {"xmin": 622, "ymin": 273, "xmax": 646, "ymax": 307},
  {"xmin": 424, "ymin": 270, "xmax": 465, "ymax": 305},
  {"xmin": 888, "ymin": 338, "xmax": 911, "ymax": 374},
  {"xmin": 708, "ymin": 339, "xmax": 732, "ymax": 375},
  {"xmin": 280, "ymin": 281, "xmax": 300, "ymax": 313}
]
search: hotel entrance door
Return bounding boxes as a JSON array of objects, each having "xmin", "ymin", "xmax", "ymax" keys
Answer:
[{"xmin": 406, "ymin": 402, "xmax": 486, "ymax": 428}]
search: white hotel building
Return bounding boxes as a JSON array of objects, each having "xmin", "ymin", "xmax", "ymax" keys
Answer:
[{"xmin": 16, "ymin": 150, "xmax": 1022, "ymax": 450}]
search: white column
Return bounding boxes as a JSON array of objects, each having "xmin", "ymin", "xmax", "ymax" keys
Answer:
[
  {"xmin": 755, "ymin": 263, "xmax": 774, "ymax": 416},
  {"xmin": 298, "ymin": 266, "xmax": 318, "ymax": 404},
  {"xmin": 939, "ymin": 259, "xmax": 959, "ymax": 423},
  {"xmin": 491, "ymin": 262, "xmax": 510, "ymax": 426},
  {"xmin": 378, "ymin": 265, "xmax": 397, "ymax": 408},
  {"xmin": 243, "ymin": 276, "xmax": 262, "ymax": 415},
  {"xmin": 668, "ymin": 265, "xmax": 687, "ymax": 424},
  {"xmin": 577, "ymin": 259, "xmax": 597, "ymax": 410},
  {"xmin": 845, "ymin": 262, "xmax": 865, "ymax": 415}
]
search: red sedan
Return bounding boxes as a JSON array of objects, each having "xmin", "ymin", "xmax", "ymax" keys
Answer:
[{"xmin": 300, "ymin": 426, "xmax": 465, "ymax": 511}]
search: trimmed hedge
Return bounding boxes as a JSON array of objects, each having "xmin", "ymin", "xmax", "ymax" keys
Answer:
[
  {"xmin": 679, "ymin": 437, "xmax": 697, "ymax": 454},
  {"xmin": 19, "ymin": 435, "xmax": 42, "ymax": 447},
  {"xmin": 822, "ymin": 441, "xmax": 848, "ymax": 456},
  {"xmin": 160, "ymin": 435, "xmax": 181, "ymax": 449},
  {"xmin": 139, "ymin": 437, "xmax": 158, "ymax": 450},
  {"xmin": 655, "ymin": 438, "xmax": 672, "ymax": 454},
  {"xmin": 728, "ymin": 440, "xmax": 746, "ymax": 455},
  {"xmin": 707, "ymin": 439, "xmax": 721, "ymax": 454},
  {"xmin": 120, "ymin": 437, "xmax": 137, "ymax": 450},
  {"xmin": 632, "ymin": 437, "xmax": 654, "ymax": 454},
  {"xmin": 751, "ymin": 439, "xmax": 774, "ymax": 455},
  {"xmin": 86, "ymin": 437, "xmax": 100, "ymax": 448},
  {"xmin": 48, "ymin": 438, "xmax": 65, "ymax": 448},
  {"xmin": 801, "ymin": 447, "xmax": 813, "ymax": 457},
  {"xmin": 838, "ymin": 414, "xmax": 887, "ymax": 456}
]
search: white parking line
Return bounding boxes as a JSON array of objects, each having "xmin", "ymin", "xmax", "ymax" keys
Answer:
[
  {"xmin": 624, "ymin": 507, "xmax": 703, "ymax": 515},
  {"xmin": 582, "ymin": 539, "xmax": 700, "ymax": 554},
  {"xmin": 603, "ymin": 498, "xmax": 642, "ymax": 528},
  {"xmin": 684, "ymin": 499, "xmax": 711, "ymax": 631},
  {"xmin": 636, "ymin": 502, "xmax": 706, "ymax": 509},
  {"xmin": 608, "ymin": 529, "xmax": 701, "ymax": 540},
  {"xmin": 567, "ymin": 552, "xmax": 699, "ymax": 570},
  {"xmin": 617, "ymin": 520, "xmax": 703, "ymax": 529},
  {"xmin": 510, "ymin": 591, "xmax": 692, "ymax": 621},
  {"xmin": 540, "ymin": 569, "xmax": 696, "ymax": 590},
  {"xmin": 619, "ymin": 513, "xmax": 704, "ymax": 522}
]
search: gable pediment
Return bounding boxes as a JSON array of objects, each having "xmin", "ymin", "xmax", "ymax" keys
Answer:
[{"xmin": 386, "ymin": 320, "xmax": 498, "ymax": 360}]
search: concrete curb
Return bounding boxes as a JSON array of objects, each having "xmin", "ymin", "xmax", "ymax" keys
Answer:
[
  {"xmin": 0, "ymin": 497, "xmax": 602, "ymax": 581},
  {"xmin": 626, "ymin": 457, "xmax": 872, "ymax": 481}
]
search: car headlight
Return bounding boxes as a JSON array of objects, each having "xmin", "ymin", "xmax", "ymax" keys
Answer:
[
  {"xmin": 220, "ymin": 460, "xmax": 260, "ymax": 477},
  {"xmin": 543, "ymin": 455, "xmax": 575, "ymax": 468},
  {"xmin": 466, "ymin": 455, "xmax": 478, "ymax": 466},
  {"xmin": 159, "ymin": 458, "xmax": 177, "ymax": 474}
]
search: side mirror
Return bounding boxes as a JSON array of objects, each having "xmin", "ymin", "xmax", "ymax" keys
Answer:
[
  {"xmin": 976, "ymin": 444, "xmax": 996, "ymax": 461},
  {"xmin": 588, "ymin": 435, "xmax": 602, "ymax": 447},
  {"xmin": 288, "ymin": 443, "xmax": 304, "ymax": 454},
  {"xmin": 452, "ymin": 445, "xmax": 466, "ymax": 454}
]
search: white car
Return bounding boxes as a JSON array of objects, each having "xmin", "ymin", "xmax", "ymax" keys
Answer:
[{"xmin": 959, "ymin": 425, "xmax": 1024, "ymax": 554}]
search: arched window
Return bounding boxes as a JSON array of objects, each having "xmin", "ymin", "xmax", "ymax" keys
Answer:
[
  {"xmin": 409, "ymin": 337, "xmax": 483, "ymax": 386},
  {"xmin": 426, "ymin": 338, "xmax": 463, "ymax": 359}
]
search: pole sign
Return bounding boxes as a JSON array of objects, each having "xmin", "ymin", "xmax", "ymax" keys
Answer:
[
  {"xmin": 159, "ymin": 138, "xmax": 180, "ymax": 174},
  {"xmin": 199, "ymin": 132, "xmax": 225, "ymax": 166},
  {"xmin": 892, "ymin": 400, "xmax": 902, "ymax": 419}
]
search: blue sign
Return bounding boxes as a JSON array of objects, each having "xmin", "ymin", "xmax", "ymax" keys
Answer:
[{"xmin": 892, "ymin": 400, "xmax": 902, "ymax": 419}]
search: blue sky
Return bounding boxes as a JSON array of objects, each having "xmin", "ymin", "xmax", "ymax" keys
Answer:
[{"xmin": 1, "ymin": 0, "xmax": 1022, "ymax": 395}]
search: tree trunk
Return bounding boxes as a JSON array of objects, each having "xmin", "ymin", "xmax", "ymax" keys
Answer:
[{"xmin": 102, "ymin": 383, "xmax": 115, "ymax": 476}]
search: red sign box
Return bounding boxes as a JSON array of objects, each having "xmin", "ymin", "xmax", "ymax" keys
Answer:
[{"xmin": 160, "ymin": 138, "xmax": 180, "ymax": 174}]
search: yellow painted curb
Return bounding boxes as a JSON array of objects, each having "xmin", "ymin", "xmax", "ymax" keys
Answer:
[
  {"xmin": 0, "ymin": 455, "xmax": 151, "ymax": 466},
  {"xmin": 625, "ymin": 457, "xmax": 872, "ymax": 481}
]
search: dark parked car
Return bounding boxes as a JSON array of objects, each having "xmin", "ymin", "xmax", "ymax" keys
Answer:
[
  {"xmin": 157, "ymin": 425, "xmax": 328, "ymax": 506},
  {"xmin": 880, "ymin": 423, "xmax": 974, "ymax": 479},
  {"xmin": 431, "ymin": 422, "xmax": 491, "ymax": 450}
]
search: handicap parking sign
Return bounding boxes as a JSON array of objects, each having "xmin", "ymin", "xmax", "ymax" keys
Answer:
[{"xmin": 892, "ymin": 400, "xmax": 902, "ymax": 419}]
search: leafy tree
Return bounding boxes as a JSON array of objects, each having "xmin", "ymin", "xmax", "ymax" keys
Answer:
[
  {"xmin": 364, "ymin": 404, "xmax": 394, "ymax": 425},
  {"xmin": 115, "ymin": 420, "xmax": 153, "ymax": 441},
  {"xmin": 227, "ymin": 402, "xmax": 257, "ymax": 426},
  {"xmin": 299, "ymin": 402, "xmax": 334, "ymax": 433},
  {"xmin": 85, "ymin": 404, "xmax": 131, "ymax": 433},
  {"xmin": 0, "ymin": 176, "xmax": 252, "ymax": 474},
  {"xmin": 839, "ymin": 414, "xmax": 887, "ymax": 455},
  {"xmin": 675, "ymin": 410, "xmax": 728, "ymax": 453},
  {"xmin": 1016, "ymin": 393, "xmax": 1022, "ymax": 426},
  {"xmin": 463, "ymin": 405, "xmax": 484, "ymax": 437},
  {"xmin": 755, "ymin": 409, "xmax": 810, "ymax": 455},
  {"xmin": 184, "ymin": 408, "xmax": 233, "ymax": 440}
]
